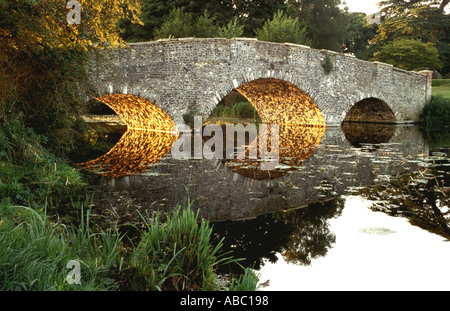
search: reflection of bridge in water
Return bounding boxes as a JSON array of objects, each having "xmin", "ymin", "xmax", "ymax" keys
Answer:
[{"xmin": 83, "ymin": 124, "xmax": 427, "ymax": 227}]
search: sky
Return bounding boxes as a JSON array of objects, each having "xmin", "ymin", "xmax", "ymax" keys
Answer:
[{"xmin": 342, "ymin": 0, "xmax": 381, "ymax": 14}]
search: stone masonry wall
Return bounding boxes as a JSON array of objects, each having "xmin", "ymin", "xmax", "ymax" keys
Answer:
[{"xmin": 89, "ymin": 38, "xmax": 431, "ymax": 126}]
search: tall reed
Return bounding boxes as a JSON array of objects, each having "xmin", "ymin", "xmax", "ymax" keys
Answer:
[{"xmin": 129, "ymin": 201, "xmax": 245, "ymax": 291}]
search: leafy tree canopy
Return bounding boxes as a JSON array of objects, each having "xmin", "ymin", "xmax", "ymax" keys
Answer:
[
  {"xmin": 372, "ymin": 38, "xmax": 442, "ymax": 71},
  {"xmin": 372, "ymin": 0, "xmax": 450, "ymax": 73},
  {"xmin": 287, "ymin": 0, "xmax": 349, "ymax": 51}
]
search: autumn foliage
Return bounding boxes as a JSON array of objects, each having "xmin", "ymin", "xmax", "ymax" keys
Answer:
[{"xmin": 0, "ymin": 0, "xmax": 142, "ymax": 153}]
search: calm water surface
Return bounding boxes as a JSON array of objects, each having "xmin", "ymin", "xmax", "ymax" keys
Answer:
[{"xmin": 81, "ymin": 121, "xmax": 450, "ymax": 291}]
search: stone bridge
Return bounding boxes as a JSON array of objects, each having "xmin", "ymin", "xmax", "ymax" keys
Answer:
[{"xmin": 89, "ymin": 37, "xmax": 432, "ymax": 127}]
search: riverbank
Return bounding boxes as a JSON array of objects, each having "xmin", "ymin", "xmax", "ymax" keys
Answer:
[{"xmin": 0, "ymin": 117, "xmax": 259, "ymax": 291}]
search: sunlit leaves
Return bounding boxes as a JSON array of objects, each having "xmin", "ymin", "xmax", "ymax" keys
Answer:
[{"xmin": 0, "ymin": 0, "xmax": 142, "ymax": 52}]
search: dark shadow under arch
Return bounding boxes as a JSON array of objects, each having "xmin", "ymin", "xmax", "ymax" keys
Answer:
[{"xmin": 343, "ymin": 98, "xmax": 396, "ymax": 124}]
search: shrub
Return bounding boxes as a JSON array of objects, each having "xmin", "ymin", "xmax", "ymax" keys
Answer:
[
  {"xmin": 217, "ymin": 17, "xmax": 244, "ymax": 39},
  {"xmin": 420, "ymin": 96, "xmax": 450, "ymax": 130},
  {"xmin": 256, "ymin": 10, "xmax": 310, "ymax": 45},
  {"xmin": 0, "ymin": 117, "xmax": 86, "ymax": 208}
]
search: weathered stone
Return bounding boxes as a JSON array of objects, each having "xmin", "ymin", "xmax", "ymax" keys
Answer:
[{"xmin": 88, "ymin": 38, "xmax": 431, "ymax": 126}]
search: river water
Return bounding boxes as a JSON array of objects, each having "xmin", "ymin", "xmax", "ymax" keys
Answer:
[{"xmin": 81, "ymin": 120, "xmax": 450, "ymax": 291}]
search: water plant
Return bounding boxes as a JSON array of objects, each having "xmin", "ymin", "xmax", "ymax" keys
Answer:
[{"xmin": 128, "ymin": 201, "xmax": 250, "ymax": 291}]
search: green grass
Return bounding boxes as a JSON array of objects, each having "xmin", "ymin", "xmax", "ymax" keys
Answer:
[
  {"xmin": 210, "ymin": 101, "xmax": 261, "ymax": 121},
  {"xmin": 0, "ymin": 203, "xmax": 123, "ymax": 291},
  {"xmin": 432, "ymin": 79, "xmax": 450, "ymax": 100},
  {"xmin": 0, "ymin": 200, "xmax": 259, "ymax": 291}
]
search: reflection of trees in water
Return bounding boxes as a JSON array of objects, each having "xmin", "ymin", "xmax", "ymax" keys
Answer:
[
  {"xmin": 358, "ymin": 151, "xmax": 450, "ymax": 240},
  {"xmin": 279, "ymin": 198, "xmax": 344, "ymax": 265},
  {"xmin": 212, "ymin": 197, "xmax": 344, "ymax": 273}
]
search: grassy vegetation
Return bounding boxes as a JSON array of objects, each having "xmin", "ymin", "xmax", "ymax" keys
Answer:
[
  {"xmin": 432, "ymin": 79, "xmax": 450, "ymax": 100},
  {"xmin": 210, "ymin": 101, "xmax": 261, "ymax": 121},
  {"xmin": 0, "ymin": 118, "xmax": 259, "ymax": 291}
]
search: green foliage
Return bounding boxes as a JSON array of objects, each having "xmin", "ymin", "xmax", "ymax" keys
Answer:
[
  {"xmin": 0, "ymin": 45, "xmax": 91, "ymax": 155},
  {"xmin": 255, "ymin": 10, "xmax": 310, "ymax": 45},
  {"xmin": 194, "ymin": 10, "xmax": 220, "ymax": 38},
  {"xmin": 153, "ymin": 8, "xmax": 195, "ymax": 39},
  {"xmin": 0, "ymin": 117, "xmax": 85, "ymax": 209},
  {"xmin": 420, "ymin": 96, "xmax": 450, "ymax": 130},
  {"xmin": 217, "ymin": 17, "xmax": 244, "ymax": 39},
  {"xmin": 343, "ymin": 12, "xmax": 378, "ymax": 59},
  {"xmin": 0, "ymin": 203, "xmax": 123, "ymax": 291},
  {"xmin": 373, "ymin": 38, "xmax": 442, "ymax": 70},
  {"xmin": 120, "ymin": 0, "xmax": 287, "ymax": 41},
  {"xmin": 372, "ymin": 0, "xmax": 450, "ymax": 74},
  {"xmin": 211, "ymin": 101, "xmax": 260, "ymax": 120},
  {"xmin": 128, "ymin": 203, "xmax": 251, "ymax": 291},
  {"xmin": 154, "ymin": 8, "xmax": 241, "ymax": 39},
  {"xmin": 287, "ymin": 0, "xmax": 348, "ymax": 51},
  {"xmin": 321, "ymin": 55, "xmax": 334, "ymax": 74},
  {"xmin": 229, "ymin": 267, "xmax": 260, "ymax": 291}
]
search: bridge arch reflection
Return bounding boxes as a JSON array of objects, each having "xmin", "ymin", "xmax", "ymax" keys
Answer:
[{"xmin": 209, "ymin": 78, "xmax": 326, "ymax": 127}]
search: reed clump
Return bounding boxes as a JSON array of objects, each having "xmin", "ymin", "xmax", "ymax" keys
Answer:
[{"xmin": 127, "ymin": 201, "xmax": 259, "ymax": 291}]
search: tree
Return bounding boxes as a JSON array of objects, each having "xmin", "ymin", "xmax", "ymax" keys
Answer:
[
  {"xmin": 373, "ymin": 38, "xmax": 442, "ymax": 71},
  {"xmin": 194, "ymin": 10, "xmax": 220, "ymax": 38},
  {"xmin": 153, "ymin": 8, "xmax": 227, "ymax": 39},
  {"xmin": 287, "ymin": 0, "xmax": 349, "ymax": 51},
  {"xmin": 153, "ymin": 7, "xmax": 195, "ymax": 39},
  {"xmin": 343, "ymin": 12, "xmax": 378, "ymax": 59},
  {"xmin": 232, "ymin": 0, "xmax": 289, "ymax": 37},
  {"xmin": 255, "ymin": 10, "xmax": 310, "ymax": 45},
  {"xmin": 0, "ymin": 0, "xmax": 142, "ymax": 51},
  {"xmin": 372, "ymin": 0, "xmax": 450, "ymax": 74},
  {"xmin": 119, "ymin": 0, "xmax": 288, "ymax": 41},
  {"xmin": 217, "ymin": 17, "xmax": 245, "ymax": 39},
  {"xmin": 0, "ymin": 0, "xmax": 142, "ymax": 153}
]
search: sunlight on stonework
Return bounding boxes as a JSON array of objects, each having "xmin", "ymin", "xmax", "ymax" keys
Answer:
[
  {"xmin": 95, "ymin": 94, "xmax": 176, "ymax": 132},
  {"xmin": 236, "ymin": 78, "xmax": 326, "ymax": 127},
  {"xmin": 78, "ymin": 94, "xmax": 178, "ymax": 176}
]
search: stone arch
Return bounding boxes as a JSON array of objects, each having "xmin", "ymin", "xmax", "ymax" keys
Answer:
[
  {"xmin": 343, "ymin": 97, "xmax": 396, "ymax": 124},
  {"xmin": 78, "ymin": 94, "xmax": 178, "ymax": 177},
  {"xmin": 207, "ymin": 77, "xmax": 326, "ymax": 127},
  {"xmin": 94, "ymin": 94, "xmax": 176, "ymax": 131}
]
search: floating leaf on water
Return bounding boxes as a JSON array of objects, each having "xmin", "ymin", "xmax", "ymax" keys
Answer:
[{"xmin": 359, "ymin": 227, "xmax": 397, "ymax": 235}]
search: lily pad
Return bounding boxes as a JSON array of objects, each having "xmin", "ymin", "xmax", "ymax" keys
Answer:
[{"xmin": 359, "ymin": 227, "xmax": 397, "ymax": 235}]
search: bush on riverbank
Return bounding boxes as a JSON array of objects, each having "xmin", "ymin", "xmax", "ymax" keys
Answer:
[
  {"xmin": 420, "ymin": 96, "xmax": 450, "ymax": 130},
  {"xmin": 420, "ymin": 96, "xmax": 450, "ymax": 148},
  {"xmin": 0, "ymin": 116, "xmax": 86, "ymax": 209}
]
